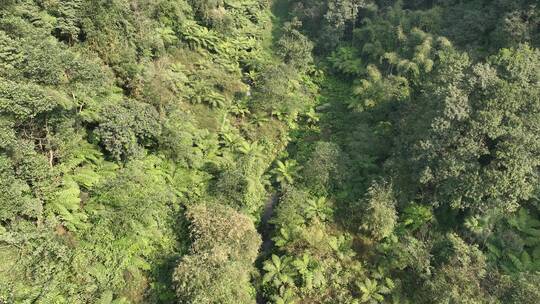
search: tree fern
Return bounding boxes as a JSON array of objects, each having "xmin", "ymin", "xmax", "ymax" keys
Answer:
[
  {"xmin": 59, "ymin": 141, "xmax": 103, "ymax": 172},
  {"xmin": 271, "ymin": 287, "xmax": 297, "ymax": 304},
  {"xmin": 72, "ymin": 166, "xmax": 101, "ymax": 190},
  {"xmin": 292, "ymin": 254, "xmax": 324, "ymax": 290},
  {"xmin": 156, "ymin": 26, "xmax": 178, "ymax": 46},
  {"xmin": 271, "ymin": 160, "xmax": 302, "ymax": 186},
  {"xmin": 97, "ymin": 290, "xmax": 113, "ymax": 304},
  {"xmin": 304, "ymin": 196, "xmax": 333, "ymax": 222},
  {"xmin": 178, "ymin": 20, "xmax": 219, "ymax": 51},
  {"xmin": 328, "ymin": 47, "xmax": 364, "ymax": 76},
  {"xmin": 273, "ymin": 227, "xmax": 292, "ymax": 248},
  {"xmin": 262, "ymin": 254, "xmax": 296, "ymax": 288},
  {"xmin": 48, "ymin": 177, "xmax": 87, "ymax": 231}
]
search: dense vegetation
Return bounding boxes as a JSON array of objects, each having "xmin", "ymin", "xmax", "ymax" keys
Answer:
[{"xmin": 0, "ymin": 0, "xmax": 539, "ymax": 303}]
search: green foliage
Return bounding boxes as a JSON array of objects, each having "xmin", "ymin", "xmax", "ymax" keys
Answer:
[
  {"xmin": 47, "ymin": 177, "xmax": 87, "ymax": 231},
  {"xmin": 503, "ymin": 272, "xmax": 540, "ymax": 304},
  {"xmin": 271, "ymin": 159, "xmax": 302, "ymax": 186},
  {"xmin": 275, "ymin": 1, "xmax": 540, "ymax": 304},
  {"xmin": 304, "ymin": 197, "xmax": 333, "ymax": 222},
  {"xmin": 355, "ymin": 277, "xmax": 394, "ymax": 304},
  {"xmin": 349, "ymin": 65, "xmax": 410, "ymax": 111},
  {"xmin": 179, "ymin": 20, "xmax": 220, "ymax": 51},
  {"xmin": 328, "ymin": 46, "xmax": 364, "ymax": 76},
  {"xmin": 292, "ymin": 254, "xmax": 324, "ymax": 290},
  {"xmin": 359, "ymin": 182, "xmax": 397, "ymax": 241},
  {"xmin": 2, "ymin": 0, "xmax": 540, "ymax": 303},
  {"xmin": 291, "ymin": 0, "xmax": 370, "ymax": 50},
  {"xmin": 0, "ymin": 78, "xmax": 71, "ymax": 120},
  {"xmin": 485, "ymin": 207, "xmax": 540, "ymax": 273},
  {"xmin": 302, "ymin": 141, "xmax": 349, "ymax": 195},
  {"xmin": 0, "ymin": 156, "xmax": 41, "ymax": 221},
  {"xmin": 215, "ymin": 154, "xmax": 268, "ymax": 215},
  {"xmin": 173, "ymin": 204, "xmax": 261, "ymax": 304},
  {"xmin": 427, "ymin": 234, "xmax": 489, "ymax": 303},
  {"xmin": 263, "ymin": 254, "xmax": 296, "ymax": 288},
  {"xmin": 252, "ymin": 63, "xmax": 316, "ymax": 115},
  {"xmin": 276, "ymin": 19, "xmax": 314, "ymax": 72},
  {"xmin": 399, "ymin": 203, "xmax": 433, "ymax": 232},
  {"xmin": 396, "ymin": 45, "xmax": 540, "ymax": 213},
  {"xmin": 0, "ymin": 0, "xmax": 288, "ymax": 302},
  {"xmin": 95, "ymin": 99, "xmax": 161, "ymax": 161}
]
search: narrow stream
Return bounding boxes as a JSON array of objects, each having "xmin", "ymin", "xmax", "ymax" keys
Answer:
[
  {"xmin": 260, "ymin": 192, "xmax": 278, "ymax": 256},
  {"xmin": 256, "ymin": 193, "xmax": 279, "ymax": 304}
]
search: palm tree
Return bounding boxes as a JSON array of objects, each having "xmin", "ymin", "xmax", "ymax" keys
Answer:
[
  {"xmin": 270, "ymin": 286, "xmax": 297, "ymax": 304},
  {"xmin": 220, "ymin": 130, "xmax": 243, "ymax": 148},
  {"xmin": 463, "ymin": 210, "xmax": 496, "ymax": 243},
  {"xmin": 203, "ymin": 91, "xmax": 227, "ymax": 108},
  {"xmin": 245, "ymin": 70, "xmax": 258, "ymax": 85},
  {"xmin": 272, "ymin": 227, "xmax": 292, "ymax": 248},
  {"xmin": 263, "ymin": 254, "xmax": 296, "ymax": 288},
  {"xmin": 179, "ymin": 20, "xmax": 219, "ymax": 51},
  {"xmin": 292, "ymin": 254, "xmax": 323, "ymax": 290},
  {"xmin": 229, "ymin": 101, "xmax": 250, "ymax": 117},
  {"xmin": 490, "ymin": 208, "xmax": 540, "ymax": 272},
  {"xmin": 305, "ymin": 197, "xmax": 333, "ymax": 222},
  {"xmin": 271, "ymin": 160, "xmax": 301, "ymax": 186},
  {"xmin": 328, "ymin": 235, "xmax": 356, "ymax": 261},
  {"xmin": 250, "ymin": 113, "xmax": 269, "ymax": 126},
  {"xmin": 356, "ymin": 277, "xmax": 394, "ymax": 304},
  {"xmin": 271, "ymin": 109, "xmax": 286, "ymax": 121},
  {"xmin": 156, "ymin": 26, "xmax": 178, "ymax": 46},
  {"xmin": 236, "ymin": 140, "xmax": 265, "ymax": 159}
]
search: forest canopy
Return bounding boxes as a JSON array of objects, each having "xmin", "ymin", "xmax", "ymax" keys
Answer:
[{"xmin": 0, "ymin": 0, "xmax": 540, "ymax": 303}]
